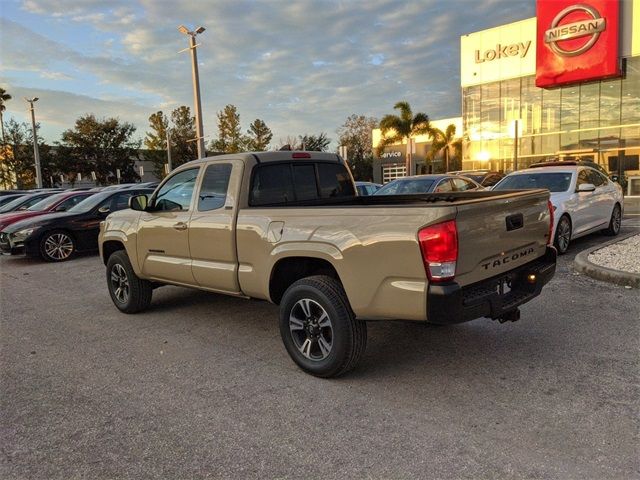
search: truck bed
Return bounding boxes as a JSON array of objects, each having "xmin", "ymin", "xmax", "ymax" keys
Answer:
[{"xmin": 247, "ymin": 189, "xmax": 548, "ymax": 208}]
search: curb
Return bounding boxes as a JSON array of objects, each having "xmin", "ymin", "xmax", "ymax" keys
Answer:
[{"xmin": 574, "ymin": 233, "xmax": 640, "ymax": 289}]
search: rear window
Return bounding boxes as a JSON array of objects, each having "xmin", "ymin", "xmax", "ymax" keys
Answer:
[
  {"xmin": 493, "ymin": 172, "xmax": 572, "ymax": 192},
  {"xmin": 249, "ymin": 162, "xmax": 354, "ymax": 206}
]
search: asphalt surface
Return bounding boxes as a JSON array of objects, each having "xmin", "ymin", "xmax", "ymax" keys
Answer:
[{"xmin": 1, "ymin": 222, "xmax": 639, "ymax": 479}]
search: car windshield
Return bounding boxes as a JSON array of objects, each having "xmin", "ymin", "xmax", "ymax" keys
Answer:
[
  {"xmin": 68, "ymin": 191, "xmax": 112, "ymax": 212},
  {"xmin": 27, "ymin": 193, "xmax": 68, "ymax": 211},
  {"xmin": 0, "ymin": 195, "xmax": 25, "ymax": 208},
  {"xmin": 0, "ymin": 194, "xmax": 37, "ymax": 212},
  {"xmin": 375, "ymin": 178, "xmax": 435, "ymax": 195},
  {"xmin": 493, "ymin": 172, "xmax": 572, "ymax": 192}
]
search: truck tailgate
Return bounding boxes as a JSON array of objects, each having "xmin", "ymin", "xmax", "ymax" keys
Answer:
[{"xmin": 454, "ymin": 189, "xmax": 551, "ymax": 286}]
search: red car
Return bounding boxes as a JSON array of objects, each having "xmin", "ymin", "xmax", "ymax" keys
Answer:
[{"xmin": 0, "ymin": 191, "xmax": 94, "ymax": 231}]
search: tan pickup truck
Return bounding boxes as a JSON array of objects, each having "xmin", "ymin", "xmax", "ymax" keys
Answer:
[{"xmin": 98, "ymin": 151, "xmax": 556, "ymax": 377}]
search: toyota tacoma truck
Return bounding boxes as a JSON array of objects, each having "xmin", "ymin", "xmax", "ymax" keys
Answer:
[{"xmin": 99, "ymin": 151, "xmax": 556, "ymax": 377}]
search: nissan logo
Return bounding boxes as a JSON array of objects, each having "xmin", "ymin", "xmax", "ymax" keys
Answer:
[{"xmin": 544, "ymin": 4, "xmax": 606, "ymax": 57}]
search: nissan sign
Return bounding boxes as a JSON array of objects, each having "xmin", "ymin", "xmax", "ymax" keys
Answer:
[{"xmin": 536, "ymin": 0, "xmax": 621, "ymax": 88}]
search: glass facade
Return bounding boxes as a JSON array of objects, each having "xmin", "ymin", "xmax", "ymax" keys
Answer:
[{"xmin": 462, "ymin": 56, "xmax": 640, "ymax": 185}]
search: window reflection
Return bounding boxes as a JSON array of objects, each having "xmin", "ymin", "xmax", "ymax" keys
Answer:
[{"xmin": 461, "ymin": 56, "xmax": 640, "ymax": 178}]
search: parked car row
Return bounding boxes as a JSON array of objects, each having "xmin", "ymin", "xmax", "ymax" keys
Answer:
[{"xmin": 0, "ymin": 184, "xmax": 156, "ymax": 262}]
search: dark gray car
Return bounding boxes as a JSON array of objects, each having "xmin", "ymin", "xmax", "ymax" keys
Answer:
[{"xmin": 374, "ymin": 174, "xmax": 482, "ymax": 195}]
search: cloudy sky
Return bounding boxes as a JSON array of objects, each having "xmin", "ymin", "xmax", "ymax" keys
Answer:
[{"xmin": 0, "ymin": 0, "xmax": 535, "ymax": 147}]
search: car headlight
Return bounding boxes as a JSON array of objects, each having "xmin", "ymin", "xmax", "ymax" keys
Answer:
[{"xmin": 11, "ymin": 227, "xmax": 36, "ymax": 242}]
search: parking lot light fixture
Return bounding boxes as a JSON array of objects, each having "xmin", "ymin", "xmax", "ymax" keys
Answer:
[
  {"xmin": 178, "ymin": 25, "xmax": 206, "ymax": 160},
  {"xmin": 25, "ymin": 97, "xmax": 43, "ymax": 188}
]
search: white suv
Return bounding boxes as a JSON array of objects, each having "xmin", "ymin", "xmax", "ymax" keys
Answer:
[{"xmin": 493, "ymin": 165, "xmax": 623, "ymax": 254}]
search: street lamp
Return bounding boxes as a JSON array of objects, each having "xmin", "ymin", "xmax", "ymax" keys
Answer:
[
  {"xmin": 24, "ymin": 97, "xmax": 43, "ymax": 188},
  {"xmin": 178, "ymin": 24, "xmax": 206, "ymax": 159},
  {"xmin": 166, "ymin": 127, "xmax": 172, "ymax": 173}
]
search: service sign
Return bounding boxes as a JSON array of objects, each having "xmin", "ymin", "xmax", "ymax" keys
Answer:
[{"xmin": 536, "ymin": 0, "xmax": 621, "ymax": 87}]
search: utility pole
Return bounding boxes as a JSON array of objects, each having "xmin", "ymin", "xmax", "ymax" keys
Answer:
[
  {"xmin": 178, "ymin": 25, "xmax": 206, "ymax": 159},
  {"xmin": 166, "ymin": 128, "xmax": 173, "ymax": 172},
  {"xmin": 513, "ymin": 119, "xmax": 519, "ymax": 171},
  {"xmin": 25, "ymin": 97, "xmax": 42, "ymax": 188}
]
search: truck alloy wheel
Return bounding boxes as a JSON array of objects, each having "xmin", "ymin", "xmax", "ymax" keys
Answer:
[
  {"xmin": 289, "ymin": 298, "xmax": 333, "ymax": 360},
  {"xmin": 110, "ymin": 264, "xmax": 130, "ymax": 305},
  {"xmin": 279, "ymin": 275, "xmax": 367, "ymax": 378},
  {"xmin": 106, "ymin": 250, "xmax": 153, "ymax": 314},
  {"xmin": 40, "ymin": 231, "xmax": 75, "ymax": 262}
]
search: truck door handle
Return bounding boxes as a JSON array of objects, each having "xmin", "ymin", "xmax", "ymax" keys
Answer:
[{"xmin": 173, "ymin": 222, "xmax": 188, "ymax": 231}]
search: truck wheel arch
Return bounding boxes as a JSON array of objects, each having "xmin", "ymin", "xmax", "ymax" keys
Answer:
[
  {"xmin": 269, "ymin": 257, "xmax": 342, "ymax": 305},
  {"xmin": 102, "ymin": 240, "xmax": 126, "ymax": 265}
]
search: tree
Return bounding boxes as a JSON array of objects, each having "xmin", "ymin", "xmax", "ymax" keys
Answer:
[
  {"xmin": 143, "ymin": 111, "xmax": 170, "ymax": 179},
  {"xmin": 337, "ymin": 114, "xmax": 378, "ymax": 181},
  {"xmin": 428, "ymin": 124, "xmax": 462, "ymax": 173},
  {"xmin": 0, "ymin": 119, "xmax": 54, "ymax": 188},
  {"xmin": 0, "ymin": 87, "xmax": 11, "ymax": 144},
  {"xmin": 299, "ymin": 133, "xmax": 330, "ymax": 152},
  {"xmin": 169, "ymin": 106, "xmax": 198, "ymax": 169},
  {"xmin": 246, "ymin": 119, "xmax": 273, "ymax": 151},
  {"xmin": 377, "ymin": 101, "xmax": 431, "ymax": 175},
  {"xmin": 58, "ymin": 114, "xmax": 140, "ymax": 185},
  {"xmin": 210, "ymin": 104, "xmax": 245, "ymax": 153}
]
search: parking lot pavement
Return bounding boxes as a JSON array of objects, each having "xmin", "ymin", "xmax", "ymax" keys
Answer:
[{"xmin": 1, "ymin": 224, "xmax": 638, "ymax": 479}]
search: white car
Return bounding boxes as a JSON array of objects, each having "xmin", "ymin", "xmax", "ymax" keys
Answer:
[{"xmin": 493, "ymin": 165, "xmax": 623, "ymax": 254}]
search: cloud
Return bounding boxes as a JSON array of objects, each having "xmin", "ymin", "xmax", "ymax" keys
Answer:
[{"xmin": 7, "ymin": 0, "xmax": 536, "ymax": 146}]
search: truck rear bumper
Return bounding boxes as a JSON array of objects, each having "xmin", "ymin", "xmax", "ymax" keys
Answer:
[{"xmin": 427, "ymin": 246, "xmax": 557, "ymax": 324}]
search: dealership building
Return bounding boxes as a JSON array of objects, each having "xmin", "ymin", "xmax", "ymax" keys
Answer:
[{"xmin": 375, "ymin": 0, "xmax": 640, "ymax": 189}]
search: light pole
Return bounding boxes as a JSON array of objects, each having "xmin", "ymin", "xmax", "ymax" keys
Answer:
[
  {"xmin": 25, "ymin": 97, "xmax": 43, "ymax": 188},
  {"xmin": 166, "ymin": 127, "xmax": 172, "ymax": 172},
  {"xmin": 178, "ymin": 24, "xmax": 206, "ymax": 159}
]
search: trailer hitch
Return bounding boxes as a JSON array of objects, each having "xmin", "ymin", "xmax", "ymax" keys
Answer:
[{"xmin": 497, "ymin": 308, "xmax": 521, "ymax": 323}]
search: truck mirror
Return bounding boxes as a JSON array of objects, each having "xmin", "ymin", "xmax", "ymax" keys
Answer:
[{"xmin": 129, "ymin": 194, "xmax": 148, "ymax": 211}]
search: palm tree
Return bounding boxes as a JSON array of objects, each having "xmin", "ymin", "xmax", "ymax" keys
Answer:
[
  {"xmin": 0, "ymin": 87, "xmax": 11, "ymax": 144},
  {"xmin": 377, "ymin": 101, "xmax": 430, "ymax": 176},
  {"xmin": 428, "ymin": 124, "xmax": 461, "ymax": 173}
]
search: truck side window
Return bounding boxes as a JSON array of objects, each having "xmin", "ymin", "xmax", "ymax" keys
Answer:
[
  {"xmin": 154, "ymin": 168, "xmax": 199, "ymax": 211},
  {"xmin": 317, "ymin": 163, "xmax": 355, "ymax": 198},
  {"xmin": 250, "ymin": 164, "xmax": 296, "ymax": 206},
  {"xmin": 198, "ymin": 164, "xmax": 232, "ymax": 211}
]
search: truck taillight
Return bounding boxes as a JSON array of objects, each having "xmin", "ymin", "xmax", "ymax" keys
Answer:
[
  {"xmin": 547, "ymin": 200, "xmax": 554, "ymax": 245},
  {"xmin": 418, "ymin": 220, "xmax": 458, "ymax": 282}
]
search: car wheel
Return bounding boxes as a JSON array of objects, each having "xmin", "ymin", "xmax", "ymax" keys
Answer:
[
  {"xmin": 279, "ymin": 275, "xmax": 367, "ymax": 378},
  {"xmin": 603, "ymin": 204, "xmax": 622, "ymax": 236},
  {"xmin": 39, "ymin": 230, "xmax": 75, "ymax": 262},
  {"xmin": 106, "ymin": 250, "xmax": 152, "ymax": 313},
  {"xmin": 554, "ymin": 215, "xmax": 572, "ymax": 255}
]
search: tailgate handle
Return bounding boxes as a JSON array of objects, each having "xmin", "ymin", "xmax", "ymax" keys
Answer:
[{"xmin": 506, "ymin": 213, "xmax": 524, "ymax": 231}]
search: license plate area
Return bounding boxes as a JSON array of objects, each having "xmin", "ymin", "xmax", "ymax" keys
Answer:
[{"xmin": 496, "ymin": 275, "xmax": 512, "ymax": 295}]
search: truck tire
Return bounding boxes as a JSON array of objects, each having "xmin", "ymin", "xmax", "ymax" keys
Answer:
[
  {"xmin": 106, "ymin": 250, "xmax": 153, "ymax": 314},
  {"xmin": 279, "ymin": 275, "xmax": 367, "ymax": 378}
]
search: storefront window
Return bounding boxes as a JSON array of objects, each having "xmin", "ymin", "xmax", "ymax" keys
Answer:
[
  {"xmin": 462, "ymin": 56, "xmax": 639, "ymax": 176},
  {"xmin": 560, "ymin": 86, "xmax": 579, "ymax": 151},
  {"xmin": 520, "ymin": 76, "xmax": 542, "ymax": 135},
  {"xmin": 579, "ymin": 82, "xmax": 600, "ymax": 149},
  {"xmin": 621, "ymin": 57, "xmax": 640, "ymax": 125},
  {"xmin": 599, "ymin": 79, "xmax": 621, "ymax": 148}
]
